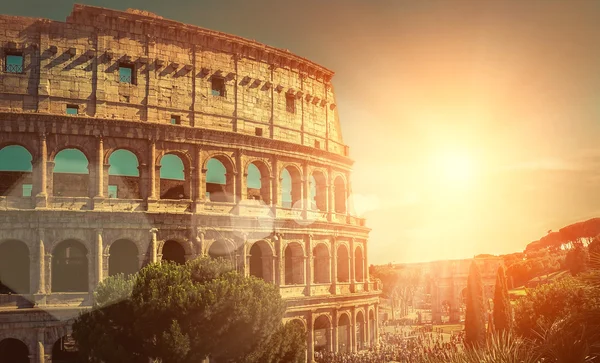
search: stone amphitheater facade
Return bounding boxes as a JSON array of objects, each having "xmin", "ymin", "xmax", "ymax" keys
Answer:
[{"xmin": 0, "ymin": 5, "xmax": 381, "ymax": 362}]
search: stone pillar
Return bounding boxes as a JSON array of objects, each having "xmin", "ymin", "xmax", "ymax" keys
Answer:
[
  {"xmin": 374, "ymin": 304, "xmax": 380, "ymax": 347},
  {"xmin": 350, "ymin": 238, "xmax": 356, "ymax": 292},
  {"xmin": 305, "ymin": 234, "xmax": 312, "ymax": 296},
  {"xmin": 330, "ymin": 236, "xmax": 337, "ymax": 294},
  {"xmin": 271, "ymin": 157, "xmax": 279, "ymax": 210},
  {"xmin": 96, "ymin": 137, "xmax": 104, "ymax": 198},
  {"xmin": 95, "ymin": 229, "xmax": 103, "ymax": 288},
  {"xmin": 35, "ymin": 133, "xmax": 48, "ymax": 207},
  {"xmin": 149, "ymin": 140, "xmax": 157, "ymax": 200},
  {"xmin": 44, "ymin": 254, "xmax": 52, "ymax": 294},
  {"xmin": 35, "ymin": 228, "xmax": 45, "ymax": 295},
  {"xmin": 307, "ymin": 312, "xmax": 314, "ymax": 362},
  {"xmin": 274, "ymin": 233, "xmax": 282, "ymax": 286},
  {"xmin": 327, "ymin": 167, "xmax": 333, "ymax": 219},
  {"xmin": 241, "ymin": 233, "xmax": 249, "ymax": 277},
  {"xmin": 36, "ymin": 328, "xmax": 45, "ymax": 363},
  {"xmin": 302, "ymin": 162, "xmax": 309, "ymax": 213},
  {"xmin": 150, "ymin": 228, "xmax": 158, "ymax": 263},
  {"xmin": 195, "ymin": 146, "xmax": 203, "ymax": 202},
  {"xmin": 364, "ymin": 240, "xmax": 370, "ymax": 290},
  {"xmin": 332, "ymin": 308, "xmax": 338, "ymax": 353},
  {"xmin": 351, "ymin": 307, "xmax": 356, "ymax": 353},
  {"xmin": 365, "ymin": 306, "xmax": 371, "ymax": 350}
]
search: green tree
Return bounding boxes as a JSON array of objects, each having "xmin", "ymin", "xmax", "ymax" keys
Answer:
[
  {"xmin": 73, "ymin": 257, "xmax": 300, "ymax": 363},
  {"xmin": 465, "ymin": 261, "xmax": 486, "ymax": 347},
  {"xmin": 565, "ymin": 243, "xmax": 589, "ymax": 276},
  {"xmin": 243, "ymin": 321, "xmax": 307, "ymax": 363},
  {"xmin": 493, "ymin": 266, "xmax": 512, "ymax": 335}
]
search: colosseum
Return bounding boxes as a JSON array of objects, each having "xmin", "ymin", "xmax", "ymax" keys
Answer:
[{"xmin": 0, "ymin": 4, "xmax": 380, "ymax": 363}]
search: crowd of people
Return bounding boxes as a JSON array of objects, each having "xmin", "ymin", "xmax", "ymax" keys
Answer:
[{"xmin": 314, "ymin": 323, "xmax": 465, "ymax": 363}]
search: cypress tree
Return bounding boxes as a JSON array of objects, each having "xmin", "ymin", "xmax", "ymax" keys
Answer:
[
  {"xmin": 493, "ymin": 265, "xmax": 512, "ymax": 335},
  {"xmin": 465, "ymin": 260, "xmax": 486, "ymax": 347}
]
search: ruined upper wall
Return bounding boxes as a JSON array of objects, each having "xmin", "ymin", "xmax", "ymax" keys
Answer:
[{"xmin": 0, "ymin": 5, "xmax": 348, "ymax": 156}]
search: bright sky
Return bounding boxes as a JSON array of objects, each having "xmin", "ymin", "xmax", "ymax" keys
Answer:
[{"xmin": 5, "ymin": 0, "xmax": 600, "ymax": 264}]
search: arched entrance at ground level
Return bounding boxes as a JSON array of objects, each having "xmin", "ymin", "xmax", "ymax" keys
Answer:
[
  {"xmin": 369, "ymin": 310, "xmax": 375, "ymax": 347},
  {"xmin": 0, "ymin": 338, "xmax": 29, "ymax": 363},
  {"xmin": 336, "ymin": 244, "xmax": 349, "ymax": 283},
  {"xmin": 249, "ymin": 241, "xmax": 274, "ymax": 282},
  {"xmin": 52, "ymin": 240, "xmax": 88, "ymax": 293},
  {"xmin": 208, "ymin": 239, "xmax": 237, "ymax": 268},
  {"xmin": 356, "ymin": 311, "xmax": 365, "ymax": 351},
  {"xmin": 52, "ymin": 335, "xmax": 79, "ymax": 363},
  {"xmin": 314, "ymin": 316, "xmax": 331, "ymax": 353},
  {"xmin": 109, "ymin": 239, "xmax": 139, "ymax": 277},
  {"xmin": 313, "ymin": 244, "xmax": 330, "ymax": 284},
  {"xmin": 284, "ymin": 243, "xmax": 304, "ymax": 285},
  {"xmin": 161, "ymin": 240, "xmax": 186, "ymax": 265},
  {"xmin": 0, "ymin": 240, "xmax": 30, "ymax": 294},
  {"xmin": 337, "ymin": 314, "xmax": 350, "ymax": 353}
]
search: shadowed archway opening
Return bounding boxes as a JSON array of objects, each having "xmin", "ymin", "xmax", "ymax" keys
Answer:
[
  {"xmin": 337, "ymin": 244, "xmax": 349, "ymax": 283},
  {"xmin": 338, "ymin": 313, "xmax": 351, "ymax": 353},
  {"xmin": 309, "ymin": 171, "xmax": 327, "ymax": 211},
  {"xmin": 355, "ymin": 247, "xmax": 364, "ymax": 282},
  {"xmin": 281, "ymin": 166, "xmax": 301, "ymax": 208},
  {"xmin": 159, "ymin": 154, "xmax": 188, "ymax": 200},
  {"xmin": 208, "ymin": 239, "xmax": 237, "ymax": 268},
  {"xmin": 356, "ymin": 311, "xmax": 365, "ymax": 351},
  {"xmin": 109, "ymin": 239, "xmax": 139, "ymax": 277},
  {"xmin": 284, "ymin": 242, "xmax": 304, "ymax": 285},
  {"xmin": 52, "ymin": 240, "xmax": 88, "ymax": 293},
  {"xmin": 313, "ymin": 243, "xmax": 330, "ymax": 284},
  {"xmin": 53, "ymin": 149, "xmax": 89, "ymax": 197},
  {"xmin": 0, "ymin": 240, "xmax": 30, "ymax": 294},
  {"xmin": 249, "ymin": 240, "xmax": 274, "ymax": 282},
  {"xmin": 206, "ymin": 157, "xmax": 234, "ymax": 202},
  {"xmin": 108, "ymin": 149, "xmax": 140, "ymax": 199},
  {"xmin": 52, "ymin": 335, "xmax": 79, "ymax": 363},
  {"xmin": 161, "ymin": 240, "xmax": 186, "ymax": 265},
  {"xmin": 334, "ymin": 176, "xmax": 346, "ymax": 213},
  {"xmin": 0, "ymin": 338, "xmax": 29, "ymax": 363},
  {"xmin": 0, "ymin": 145, "xmax": 33, "ymax": 197},
  {"xmin": 247, "ymin": 161, "xmax": 271, "ymax": 204},
  {"xmin": 314, "ymin": 315, "xmax": 331, "ymax": 353}
]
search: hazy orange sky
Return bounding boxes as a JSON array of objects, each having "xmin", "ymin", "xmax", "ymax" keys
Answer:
[{"xmin": 7, "ymin": 0, "xmax": 600, "ymax": 264}]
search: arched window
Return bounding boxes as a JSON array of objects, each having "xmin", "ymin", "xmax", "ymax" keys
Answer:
[
  {"xmin": 159, "ymin": 154, "xmax": 187, "ymax": 199},
  {"xmin": 313, "ymin": 244, "xmax": 330, "ymax": 284},
  {"xmin": 52, "ymin": 240, "xmax": 88, "ymax": 292},
  {"xmin": 337, "ymin": 314, "xmax": 350, "ymax": 353},
  {"xmin": 336, "ymin": 244, "xmax": 349, "ymax": 283},
  {"xmin": 52, "ymin": 335, "xmax": 79, "ymax": 363},
  {"xmin": 108, "ymin": 149, "xmax": 140, "ymax": 199},
  {"xmin": 0, "ymin": 338, "xmax": 29, "ymax": 363},
  {"xmin": 161, "ymin": 240, "xmax": 186, "ymax": 265},
  {"xmin": 284, "ymin": 243, "xmax": 304, "ymax": 285},
  {"xmin": 314, "ymin": 316, "xmax": 331, "ymax": 353},
  {"xmin": 334, "ymin": 176, "xmax": 346, "ymax": 213},
  {"xmin": 108, "ymin": 239, "xmax": 139, "ymax": 277},
  {"xmin": 249, "ymin": 241, "xmax": 273, "ymax": 282},
  {"xmin": 0, "ymin": 145, "xmax": 33, "ymax": 197},
  {"xmin": 356, "ymin": 311, "xmax": 365, "ymax": 350},
  {"xmin": 355, "ymin": 247, "xmax": 364, "ymax": 282},
  {"xmin": 281, "ymin": 166, "xmax": 301, "ymax": 209},
  {"xmin": 53, "ymin": 149, "xmax": 89, "ymax": 197},
  {"xmin": 0, "ymin": 240, "xmax": 30, "ymax": 294},
  {"xmin": 247, "ymin": 161, "xmax": 270, "ymax": 204},
  {"xmin": 206, "ymin": 157, "xmax": 234, "ymax": 202},
  {"xmin": 310, "ymin": 171, "xmax": 327, "ymax": 211}
]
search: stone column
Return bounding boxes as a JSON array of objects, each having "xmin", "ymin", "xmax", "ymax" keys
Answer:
[
  {"xmin": 302, "ymin": 161, "xmax": 309, "ymax": 213},
  {"xmin": 235, "ymin": 150, "xmax": 244, "ymax": 203},
  {"xmin": 307, "ymin": 312, "xmax": 315, "ymax": 362},
  {"xmin": 241, "ymin": 233, "xmax": 249, "ymax": 277},
  {"xmin": 36, "ymin": 328, "xmax": 45, "ymax": 363},
  {"xmin": 35, "ymin": 228, "xmax": 45, "ymax": 295},
  {"xmin": 44, "ymin": 254, "xmax": 52, "ymax": 295},
  {"xmin": 365, "ymin": 306, "xmax": 371, "ymax": 350},
  {"xmin": 374, "ymin": 304, "xmax": 380, "ymax": 347},
  {"xmin": 95, "ymin": 229, "xmax": 103, "ymax": 288},
  {"xmin": 271, "ymin": 157, "xmax": 279, "ymax": 210},
  {"xmin": 327, "ymin": 167, "xmax": 333, "ymax": 219},
  {"xmin": 350, "ymin": 238, "xmax": 356, "ymax": 292},
  {"xmin": 305, "ymin": 234, "xmax": 312, "ymax": 296},
  {"xmin": 35, "ymin": 133, "xmax": 48, "ymax": 207},
  {"xmin": 331, "ymin": 236, "xmax": 337, "ymax": 293},
  {"xmin": 274, "ymin": 233, "xmax": 282, "ymax": 286},
  {"xmin": 96, "ymin": 137, "xmax": 104, "ymax": 198},
  {"xmin": 351, "ymin": 307, "xmax": 357, "ymax": 353},
  {"xmin": 332, "ymin": 308, "xmax": 338, "ymax": 353},
  {"xmin": 195, "ymin": 146, "xmax": 204, "ymax": 202},
  {"xmin": 149, "ymin": 140, "xmax": 157, "ymax": 200},
  {"xmin": 150, "ymin": 228, "xmax": 158, "ymax": 263},
  {"xmin": 364, "ymin": 240, "xmax": 370, "ymax": 290}
]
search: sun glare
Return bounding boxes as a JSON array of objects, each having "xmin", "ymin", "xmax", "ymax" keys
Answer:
[{"xmin": 431, "ymin": 150, "xmax": 477, "ymax": 187}]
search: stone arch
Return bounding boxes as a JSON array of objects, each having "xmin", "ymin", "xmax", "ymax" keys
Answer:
[
  {"xmin": 159, "ymin": 152, "xmax": 189, "ymax": 200},
  {"xmin": 246, "ymin": 159, "xmax": 271, "ymax": 204},
  {"xmin": 334, "ymin": 175, "xmax": 347, "ymax": 214},
  {"xmin": 208, "ymin": 239, "xmax": 237, "ymax": 264},
  {"xmin": 313, "ymin": 243, "xmax": 330, "ymax": 284},
  {"xmin": 0, "ymin": 240, "xmax": 30, "ymax": 294},
  {"xmin": 280, "ymin": 164, "xmax": 302, "ymax": 208},
  {"xmin": 337, "ymin": 312, "xmax": 351, "ymax": 353},
  {"xmin": 52, "ymin": 240, "xmax": 88, "ymax": 293},
  {"xmin": 205, "ymin": 154, "xmax": 236, "ymax": 203},
  {"xmin": 356, "ymin": 310, "xmax": 366, "ymax": 351},
  {"xmin": 0, "ymin": 145, "xmax": 33, "ymax": 197},
  {"xmin": 249, "ymin": 240, "xmax": 274, "ymax": 282},
  {"xmin": 309, "ymin": 169, "xmax": 327, "ymax": 211},
  {"xmin": 51, "ymin": 335, "xmax": 79, "ymax": 363},
  {"xmin": 284, "ymin": 242, "xmax": 305, "ymax": 285},
  {"xmin": 52, "ymin": 148, "xmax": 90, "ymax": 197},
  {"xmin": 355, "ymin": 245, "xmax": 364, "ymax": 282},
  {"xmin": 108, "ymin": 149, "xmax": 141, "ymax": 199},
  {"xmin": 161, "ymin": 240, "xmax": 186, "ymax": 265},
  {"xmin": 287, "ymin": 317, "xmax": 307, "ymax": 332},
  {"xmin": 314, "ymin": 314, "xmax": 331, "ymax": 353},
  {"xmin": 336, "ymin": 244, "xmax": 350, "ymax": 283},
  {"xmin": 0, "ymin": 338, "xmax": 29, "ymax": 363},
  {"xmin": 108, "ymin": 239, "xmax": 139, "ymax": 277}
]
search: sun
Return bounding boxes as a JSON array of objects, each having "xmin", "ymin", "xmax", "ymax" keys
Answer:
[{"xmin": 430, "ymin": 150, "xmax": 477, "ymax": 187}]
